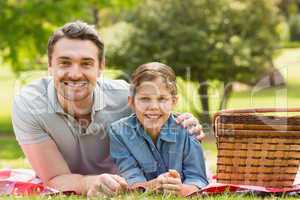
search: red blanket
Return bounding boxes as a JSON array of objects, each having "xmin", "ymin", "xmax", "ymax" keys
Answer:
[{"xmin": 1, "ymin": 169, "xmax": 300, "ymax": 196}]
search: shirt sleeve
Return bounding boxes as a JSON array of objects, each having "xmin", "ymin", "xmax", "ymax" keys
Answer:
[
  {"xmin": 182, "ymin": 134, "xmax": 209, "ymax": 188},
  {"xmin": 108, "ymin": 125, "xmax": 147, "ymax": 185},
  {"xmin": 12, "ymin": 95, "xmax": 50, "ymax": 145}
]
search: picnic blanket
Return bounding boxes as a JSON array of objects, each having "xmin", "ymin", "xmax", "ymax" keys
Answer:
[{"xmin": 1, "ymin": 169, "xmax": 300, "ymax": 197}]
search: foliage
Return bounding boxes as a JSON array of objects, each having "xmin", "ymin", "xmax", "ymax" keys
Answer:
[
  {"xmin": 289, "ymin": 14, "xmax": 300, "ymax": 41},
  {"xmin": 106, "ymin": 0, "xmax": 281, "ymax": 121},
  {"xmin": 0, "ymin": 0, "xmax": 139, "ymax": 76}
]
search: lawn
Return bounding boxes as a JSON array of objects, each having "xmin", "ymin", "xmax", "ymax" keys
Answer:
[{"xmin": 1, "ymin": 48, "xmax": 300, "ymax": 199}]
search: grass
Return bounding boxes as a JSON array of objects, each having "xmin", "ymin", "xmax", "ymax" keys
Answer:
[{"xmin": 0, "ymin": 192, "xmax": 300, "ymax": 199}]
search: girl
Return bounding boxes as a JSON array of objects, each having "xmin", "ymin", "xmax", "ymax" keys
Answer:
[{"xmin": 108, "ymin": 62, "xmax": 208, "ymax": 196}]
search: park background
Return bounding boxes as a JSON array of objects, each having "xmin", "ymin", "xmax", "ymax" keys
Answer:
[{"xmin": 1, "ymin": 0, "xmax": 300, "ymax": 199}]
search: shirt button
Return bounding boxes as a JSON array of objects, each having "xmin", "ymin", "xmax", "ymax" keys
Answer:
[{"xmin": 88, "ymin": 123, "xmax": 99, "ymax": 135}]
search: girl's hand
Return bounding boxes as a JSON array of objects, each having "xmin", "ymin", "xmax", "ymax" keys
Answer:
[{"xmin": 156, "ymin": 170, "xmax": 182, "ymax": 195}]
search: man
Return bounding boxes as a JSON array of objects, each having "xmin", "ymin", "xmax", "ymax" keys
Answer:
[{"xmin": 12, "ymin": 21, "xmax": 204, "ymax": 196}]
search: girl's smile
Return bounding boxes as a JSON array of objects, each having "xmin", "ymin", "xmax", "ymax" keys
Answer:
[{"xmin": 129, "ymin": 77, "xmax": 177, "ymax": 140}]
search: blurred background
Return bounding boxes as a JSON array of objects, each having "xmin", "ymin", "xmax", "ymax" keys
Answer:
[{"xmin": 1, "ymin": 0, "xmax": 300, "ymax": 171}]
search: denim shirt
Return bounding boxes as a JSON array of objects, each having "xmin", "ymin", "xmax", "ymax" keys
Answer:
[{"xmin": 108, "ymin": 114, "xmax": 208, "ymax": 188}]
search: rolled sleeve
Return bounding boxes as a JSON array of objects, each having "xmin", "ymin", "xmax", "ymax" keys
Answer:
[
  {"xmin": 184, "ymin": 178, "xmax": 208, "ymax": 189},
  {"xmin": 124, "ymin": 168, "xmax": 147, "ymax": 185},
  {"xmin": 108, "ymin": 126, "xmax": 147, "ymax": 185},
  {"xmin": 12, "ymin": 96, "xmax": 50, "ymax": 145},
  {"xmin": 182, "ymin": 134, "xmax": 209, "ymax": 189}
]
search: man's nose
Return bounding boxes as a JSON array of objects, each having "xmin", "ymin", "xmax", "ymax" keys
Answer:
[{"xmin": 67, "ymin": 64, "xmax": 83, "ymax": 80}]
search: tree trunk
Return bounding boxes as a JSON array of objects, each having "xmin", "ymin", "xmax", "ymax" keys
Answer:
[
  {"xmin": 198, "ymin": 81, "xmax": 211, "ymax": 127},
  {"xmin": 219, "ymin": 83, "xmax": 233, "ymax": 110},
  {"xmin": 92, "ymin": 7, "xmax": 100, "ymax": 29}
]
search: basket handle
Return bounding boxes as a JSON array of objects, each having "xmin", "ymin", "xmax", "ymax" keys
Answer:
[{"xmin": 212, "ymin": 108, "xmax": 300, "ymax": 138}]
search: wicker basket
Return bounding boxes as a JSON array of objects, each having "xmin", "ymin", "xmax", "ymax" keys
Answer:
[{"xmin": 213, "ymin": 108, "xmax": 300, "ymax": 188}]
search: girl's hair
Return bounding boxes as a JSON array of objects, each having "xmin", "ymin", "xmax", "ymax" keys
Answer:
[{"xmin": 130, "ymin": 62, "xmax": 177, "ymax": 96}]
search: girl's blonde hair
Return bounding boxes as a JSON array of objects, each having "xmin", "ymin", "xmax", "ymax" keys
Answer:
[{"xmin": 130, "ymin": 62, "xmax": 177, "ymax": 96}]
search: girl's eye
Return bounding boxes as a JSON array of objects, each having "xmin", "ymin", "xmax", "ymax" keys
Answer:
[
  {"xmin": 139, "ymin": 97, "xmax": 150, "ymax": 101},
  {"xmin": 159, "ymin": 97, "xmax": 168, "ymax": 102}
]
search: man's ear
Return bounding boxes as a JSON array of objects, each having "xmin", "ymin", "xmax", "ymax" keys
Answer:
[
  {"xmin": 48, "ymin": 63, "xmax": 53, "ymax": 76},
  {"xmin": 98, "ymin": 58, "xmax": 105, "ymax": 77}
]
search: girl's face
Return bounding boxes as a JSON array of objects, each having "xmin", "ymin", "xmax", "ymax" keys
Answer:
[{"xmin": 129, "ymin": 77, "xmax": 177, "ymax": 134}]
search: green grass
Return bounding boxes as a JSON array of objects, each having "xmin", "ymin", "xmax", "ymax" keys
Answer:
[
  {"xmin": 0, "ymin": 68, "xmax": 15, "ymax": 134},
  {"xmin": 0, "ymin": 192, "xmax": 299, "ymax": 199}
]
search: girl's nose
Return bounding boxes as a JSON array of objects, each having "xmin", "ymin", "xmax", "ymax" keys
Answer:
[{"xmin": 148, "ymin": 100, "xmax": 160, "ymax": 110}]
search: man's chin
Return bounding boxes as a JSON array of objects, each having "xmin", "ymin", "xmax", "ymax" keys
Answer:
[{"xmin": 60, "ymin": 92, "xmax": 90, "ymax": 102}]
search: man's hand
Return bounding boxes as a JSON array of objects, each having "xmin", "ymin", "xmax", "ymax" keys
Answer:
[
  {"xmin": 86, "ymin": 174, "xmax": 128, "ymax": 197},
  {"xmin": 175, "ymin": 113, "xmax": 205, "ymax": 141},
  {"xmin": 155, "ymin": 170, "xmax": 182, "ymax": 195}
]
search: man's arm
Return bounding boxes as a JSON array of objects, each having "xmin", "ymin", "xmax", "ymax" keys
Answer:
[
  {"xmin": 12, "ymin": 94, "xmax": 127, "ymax": 196},
  {"xmin": 21, "ymin": 139, "xmax": 127, "ymax": 195},
  {"xmin": 21, "ymin": 139, "xmax": 84, "ymax": 193}
]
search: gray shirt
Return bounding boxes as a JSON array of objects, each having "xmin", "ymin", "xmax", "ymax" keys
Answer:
[{"xmin": 12, "ymin": 77, "xmax": 131, "ymax": 175}]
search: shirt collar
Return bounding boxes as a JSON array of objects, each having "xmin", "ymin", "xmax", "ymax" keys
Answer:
[
  {"xmin": 47, "ymin": 79, "xmax": 65, "ymax": 114},
  {"xmin": 158, "ymin": 114, "xmax": 177, "ymax": 143},
  {"xmin": 47, "ymin": 78, "xmax": 106, "ymax": 114},
  {"xmin": 92, "ymin": 79, "xmax": 106, "ymax": 112}
]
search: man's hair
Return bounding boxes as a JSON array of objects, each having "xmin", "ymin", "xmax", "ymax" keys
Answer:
[
  {"xmin": 47, "ymin": 20, "xmax": 104, "ymax": 65},
  {"xmin": 130, "ymin": 62, "xmax": 177, "ymax": 97}
]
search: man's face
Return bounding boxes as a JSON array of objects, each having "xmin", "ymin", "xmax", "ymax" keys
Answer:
[{"xmin": 48, "ymin": 38, "xmax": 102, "ymax": 102}]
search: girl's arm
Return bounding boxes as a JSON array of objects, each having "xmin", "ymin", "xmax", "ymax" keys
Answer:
[
  {"xmin": 108, "ymin": 126, "xmax": 147, "ymax": 185},
  {"xmin": 131, "ymin": 170, "xmax": 199, "ymax": 197},
  {"xmin": 182, "ymin": 133, "xmax": 209, "ymax": 189}
]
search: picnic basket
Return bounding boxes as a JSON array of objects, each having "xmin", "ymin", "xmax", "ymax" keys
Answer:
[{"xmin": 213, "ymin": 108, "xmax": 300, "ymax": 188}]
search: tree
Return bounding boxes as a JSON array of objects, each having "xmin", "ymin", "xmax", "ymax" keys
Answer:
[
  {"xmin": 106, "ymin": 0, "xmax": 281, "ymax": 124},
  {"xmin": 0, "ymin": 0, "xmax": 139, "ymax": 76}
]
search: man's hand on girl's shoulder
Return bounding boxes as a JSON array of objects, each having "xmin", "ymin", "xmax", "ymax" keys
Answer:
[{"xmin": 175, "ymin": 112, "xmax": 205, "ymax": 141}]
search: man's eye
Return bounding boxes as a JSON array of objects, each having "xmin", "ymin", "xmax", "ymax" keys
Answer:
[
  {"xmin": 82, "ymin": 62, "xmax": 92, "ymax": 66},
  {"xmin": 59, "ymin": 61, "xmax": 71, "ymax": 66}
]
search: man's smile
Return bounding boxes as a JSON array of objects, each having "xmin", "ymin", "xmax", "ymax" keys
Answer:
[{"xmin": 62, "ymin": 81, "xmax": 88, "ymax": 88}]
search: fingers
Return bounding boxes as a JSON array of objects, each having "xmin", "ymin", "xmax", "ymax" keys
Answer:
[
  {"xmin": 188, "ymin": 124, "xmax": 205, "ymax": 140},
  {"xmin": 175, "ymin": 113, "xmax": 193, "ymax": 125},
  {"xmin": 168, "ymin": 169, "xmax": 180, "ymax": 178},
  {"xmin": 88, "ymin": 174, "xmax": 128, "ymax": 197},
  {"xmin": 158, "ymin": 174, "xmax": 181, "ymax": 187},
  {"xmin": 196, "ymin": 130, "xmax": 205, "ymax": 141},
  {"xmin": 176, "ymin": 113, "xmax": 202, "ymax": 135},
  {"xmin": 160, "ymin": 176, "xmax": 182, "ymax": 194},
  {"xmin": 111, "ymin": 175, "xmax": 128, "ymax": 189},
  {"xmin": 87, "ymin": 184, "xmax": 110, "ymax": 198},
  {"xmin": 162, "ymin": 183, "xmax": 181, "ymax": 191},
  {"xmin": 101, "ymin": 175, "xmax": 121, "ymax": 193},
  {"xmin": 183, "ymin": 117, "xmax": 199, "ymax": 129}
]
